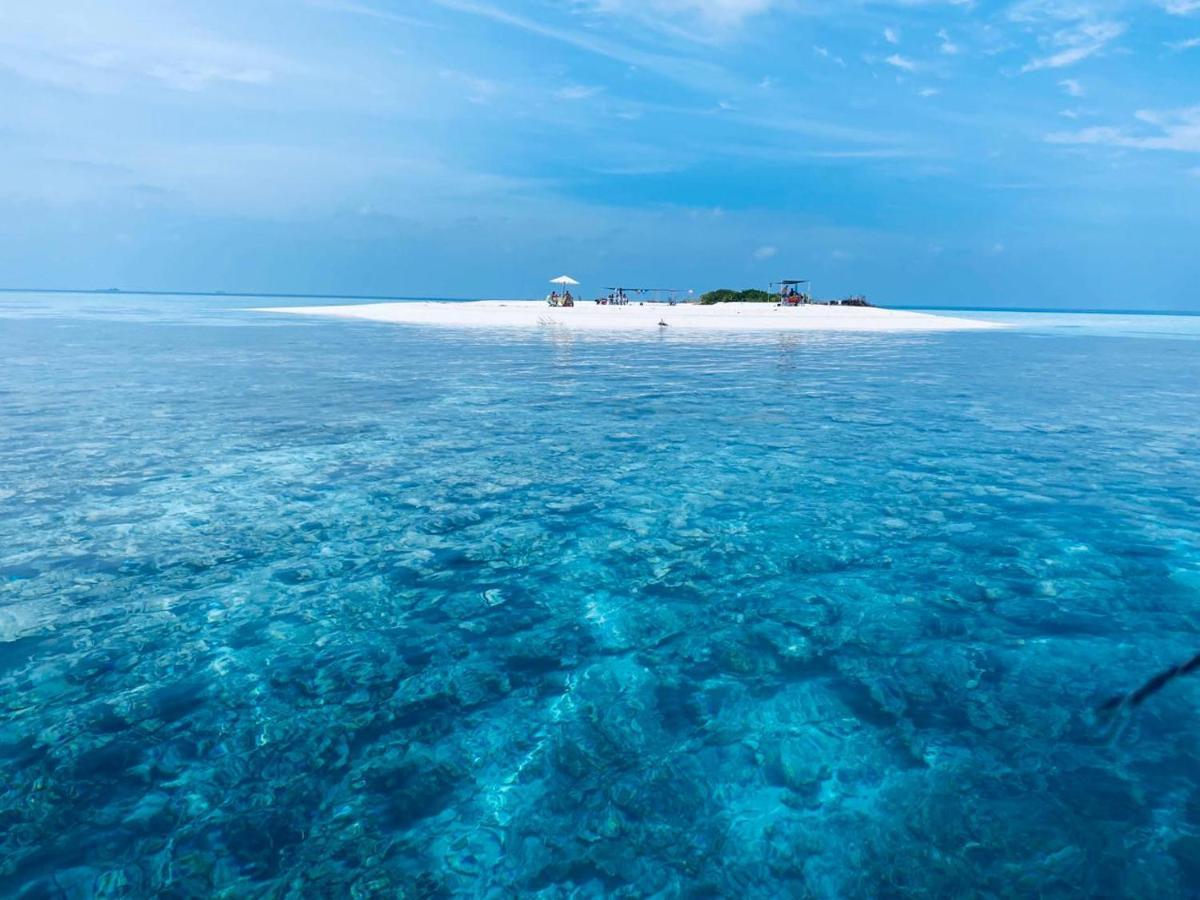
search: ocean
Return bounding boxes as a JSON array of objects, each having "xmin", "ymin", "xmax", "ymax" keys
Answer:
[{"xmin": 2, "ymin": 291, "xmax": 1199, "ymax": 896}]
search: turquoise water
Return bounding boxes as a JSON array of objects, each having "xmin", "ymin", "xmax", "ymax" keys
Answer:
[{"xmin": 2, "ymin": 293, "xmax": 1200, "ymax": 896}]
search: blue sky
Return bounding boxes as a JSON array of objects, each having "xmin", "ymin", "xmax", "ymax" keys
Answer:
[{"xmin": 1, "ymin": 0, "xmax": 1198, "ymax": 307}]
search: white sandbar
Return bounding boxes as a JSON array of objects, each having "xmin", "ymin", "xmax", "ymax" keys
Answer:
[{"xmin": 255, "ymin": 300, "xmax": 1001, "ymax": 333}]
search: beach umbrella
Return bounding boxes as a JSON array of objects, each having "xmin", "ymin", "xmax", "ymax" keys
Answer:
[{"xmin": 550, "ymin": 275, "xmax": 580, "ymax": 287}]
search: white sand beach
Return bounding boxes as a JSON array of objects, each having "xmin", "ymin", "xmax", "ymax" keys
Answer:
[{"xmin": 256, "ymin": 300, "xmax": 1001, "ymax": 333}]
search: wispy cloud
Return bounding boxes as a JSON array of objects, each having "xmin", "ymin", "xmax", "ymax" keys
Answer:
[
  {"xmin": 432, "ymin": 0, "xmax": 685, "ymax": 71},
  {"xmin": 305, "ymin": 0, "xmax": 436, "ymax": 28},
  {"xmin": 1022, "ymin": 21, "xmax": 1125, "ymax": 71},
  {"xmin": 0, "ymin": 2, "xmax": 290, "ymax": 92},
  {"xmin": 1158, "ymin": 0, "xmax": 1200, "ymax": 13},
  {"xmin": 428, "ymin": 0, "xmax": 765, "ymax": 103},
  {"xmin": 1009, "ymin": 1, "xmax": 1127, "ymax": 73},
  {"xmin": 439, "ymin": 68, "xmax": 499, "ymax": 104},
  {"xmin": 556, "ymin": 84, "xmax": 604, "ymax": 100},
  {"xmin": 884, "ymin": 27, "xmax": 901, "ymax": 45},
  {"xmin": 814, "ymin": 45, "xmax": 846, "ymax": 66},
  {"xmin": 885, "ymin": 53, "xmax": 918, "ymax": 72},
  {"xmin": 937, "ymin": 28, "xmax": 961, "ymax": 55},
  {"xmin": 1059, "ymin": 78, "xmax": 1084, "ymax": 96},
  {"xmin": 1047, "ymin": 105, "xmax": 1200, "ymax": 152},
  {"xmin": 583, "ymin": 0, "xmax": 779, "ymax": 40}
]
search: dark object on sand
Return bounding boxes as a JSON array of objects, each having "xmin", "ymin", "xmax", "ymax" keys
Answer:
[
  {"xmin": 1099, "ymin": 650, "xmax": 1200, "ymax": 714},
  {"xmin": 658, "ymin": 319, "xmax": 668, "ymax": 327}
]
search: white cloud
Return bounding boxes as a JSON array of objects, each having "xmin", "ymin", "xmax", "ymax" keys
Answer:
[
  {"xmin": 1059, "ymin": 78, "xmax": 1084, "ymax": 96},
  {"xmin": 1046, "ymin": 105, "xmax": 1200, "ymax": 152},
  {"xmin": 1009, "ymin": 1, "xmax": 1126, "ymax": 72},
  {"xmin": 919, "ymin": 87, "xmax": 940, "ymax": 97},
  {"xmin": 555, "ymin": 84, "xmax": 603, "ymax": 100},
  {"xmin": 885, "ymin": 53, "xmax": 917, "ymax": 71},
  {"xmin": 884, "ymin": 27, "xmax": 901, "ymax": 44},
  {"xmin": 1167, "ymin": 36, "xmax": 1200, "ymax": 50},
  {"xmin": 1021, "ymin": 20, "xmax": 1125, "ymax": 71},
  {"xmin": 937, "ymin": 28, "xmax": 961, "ymax": 55},
  {"xmin": 1158, "ymin": 0, "xmax": 1200, "ymax": 13},
  {"xmin": 814, "ymin": 45, "xmax": 846, "ymax": 66},
  {"xmin": 753, "ymin": 244, "xmax": 778, "ymax": 260}
]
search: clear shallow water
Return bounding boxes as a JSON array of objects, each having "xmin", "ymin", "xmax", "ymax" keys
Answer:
[
  {"xmin": 2, "ymin": 293, "xmax": 1200, "ymax": 897},
  {"xmin": 917, "ymin": 309, "xmax": 1200, "ymax": 341}
]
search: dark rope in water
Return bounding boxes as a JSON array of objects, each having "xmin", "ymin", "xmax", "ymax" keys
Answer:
[{"xmin": 1099, "ymin": 650, "xmax": 1200, "ymax": 714}]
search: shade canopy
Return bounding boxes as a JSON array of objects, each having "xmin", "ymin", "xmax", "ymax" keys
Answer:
[{"xmin": 550, "ymin": 275, "xmax": 580, "ymax": 286}]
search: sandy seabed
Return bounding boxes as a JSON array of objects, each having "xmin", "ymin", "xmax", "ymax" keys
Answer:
[{"xmin": 255, "ymin": 300, "xmax": 1002, "ymax": 333}]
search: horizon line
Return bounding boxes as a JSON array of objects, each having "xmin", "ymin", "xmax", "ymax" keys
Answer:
[{"xmin": 1, "ymin": 287, "xmax": 1198, "ymax": 317}]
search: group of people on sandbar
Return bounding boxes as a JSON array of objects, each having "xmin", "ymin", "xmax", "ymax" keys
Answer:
[
  {"xmin": 596, "ymin": 289, "xmax": 630, "ymax": 306},
  {"xmin": 546, "ymin": 290, "xmax": 575, "ymax": 307},
  {"xmin": 780, "ymin": 285, "xmax": 810, "ymax": 307}
]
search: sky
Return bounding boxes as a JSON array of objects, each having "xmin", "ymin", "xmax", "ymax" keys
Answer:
[{"xmin": 1, "ymin": 0, "xmax": 1198, "ymax": 308}]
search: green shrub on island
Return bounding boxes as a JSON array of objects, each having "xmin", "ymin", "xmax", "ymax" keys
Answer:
[{"xmin": 699, "ymin": 288, "xmax": 779, "ymax": 305}]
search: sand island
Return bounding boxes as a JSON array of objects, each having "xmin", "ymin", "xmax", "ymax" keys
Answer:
[{"xmin": 256, "ymin": 299, "xmax": 1000, "ymax": 333}]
